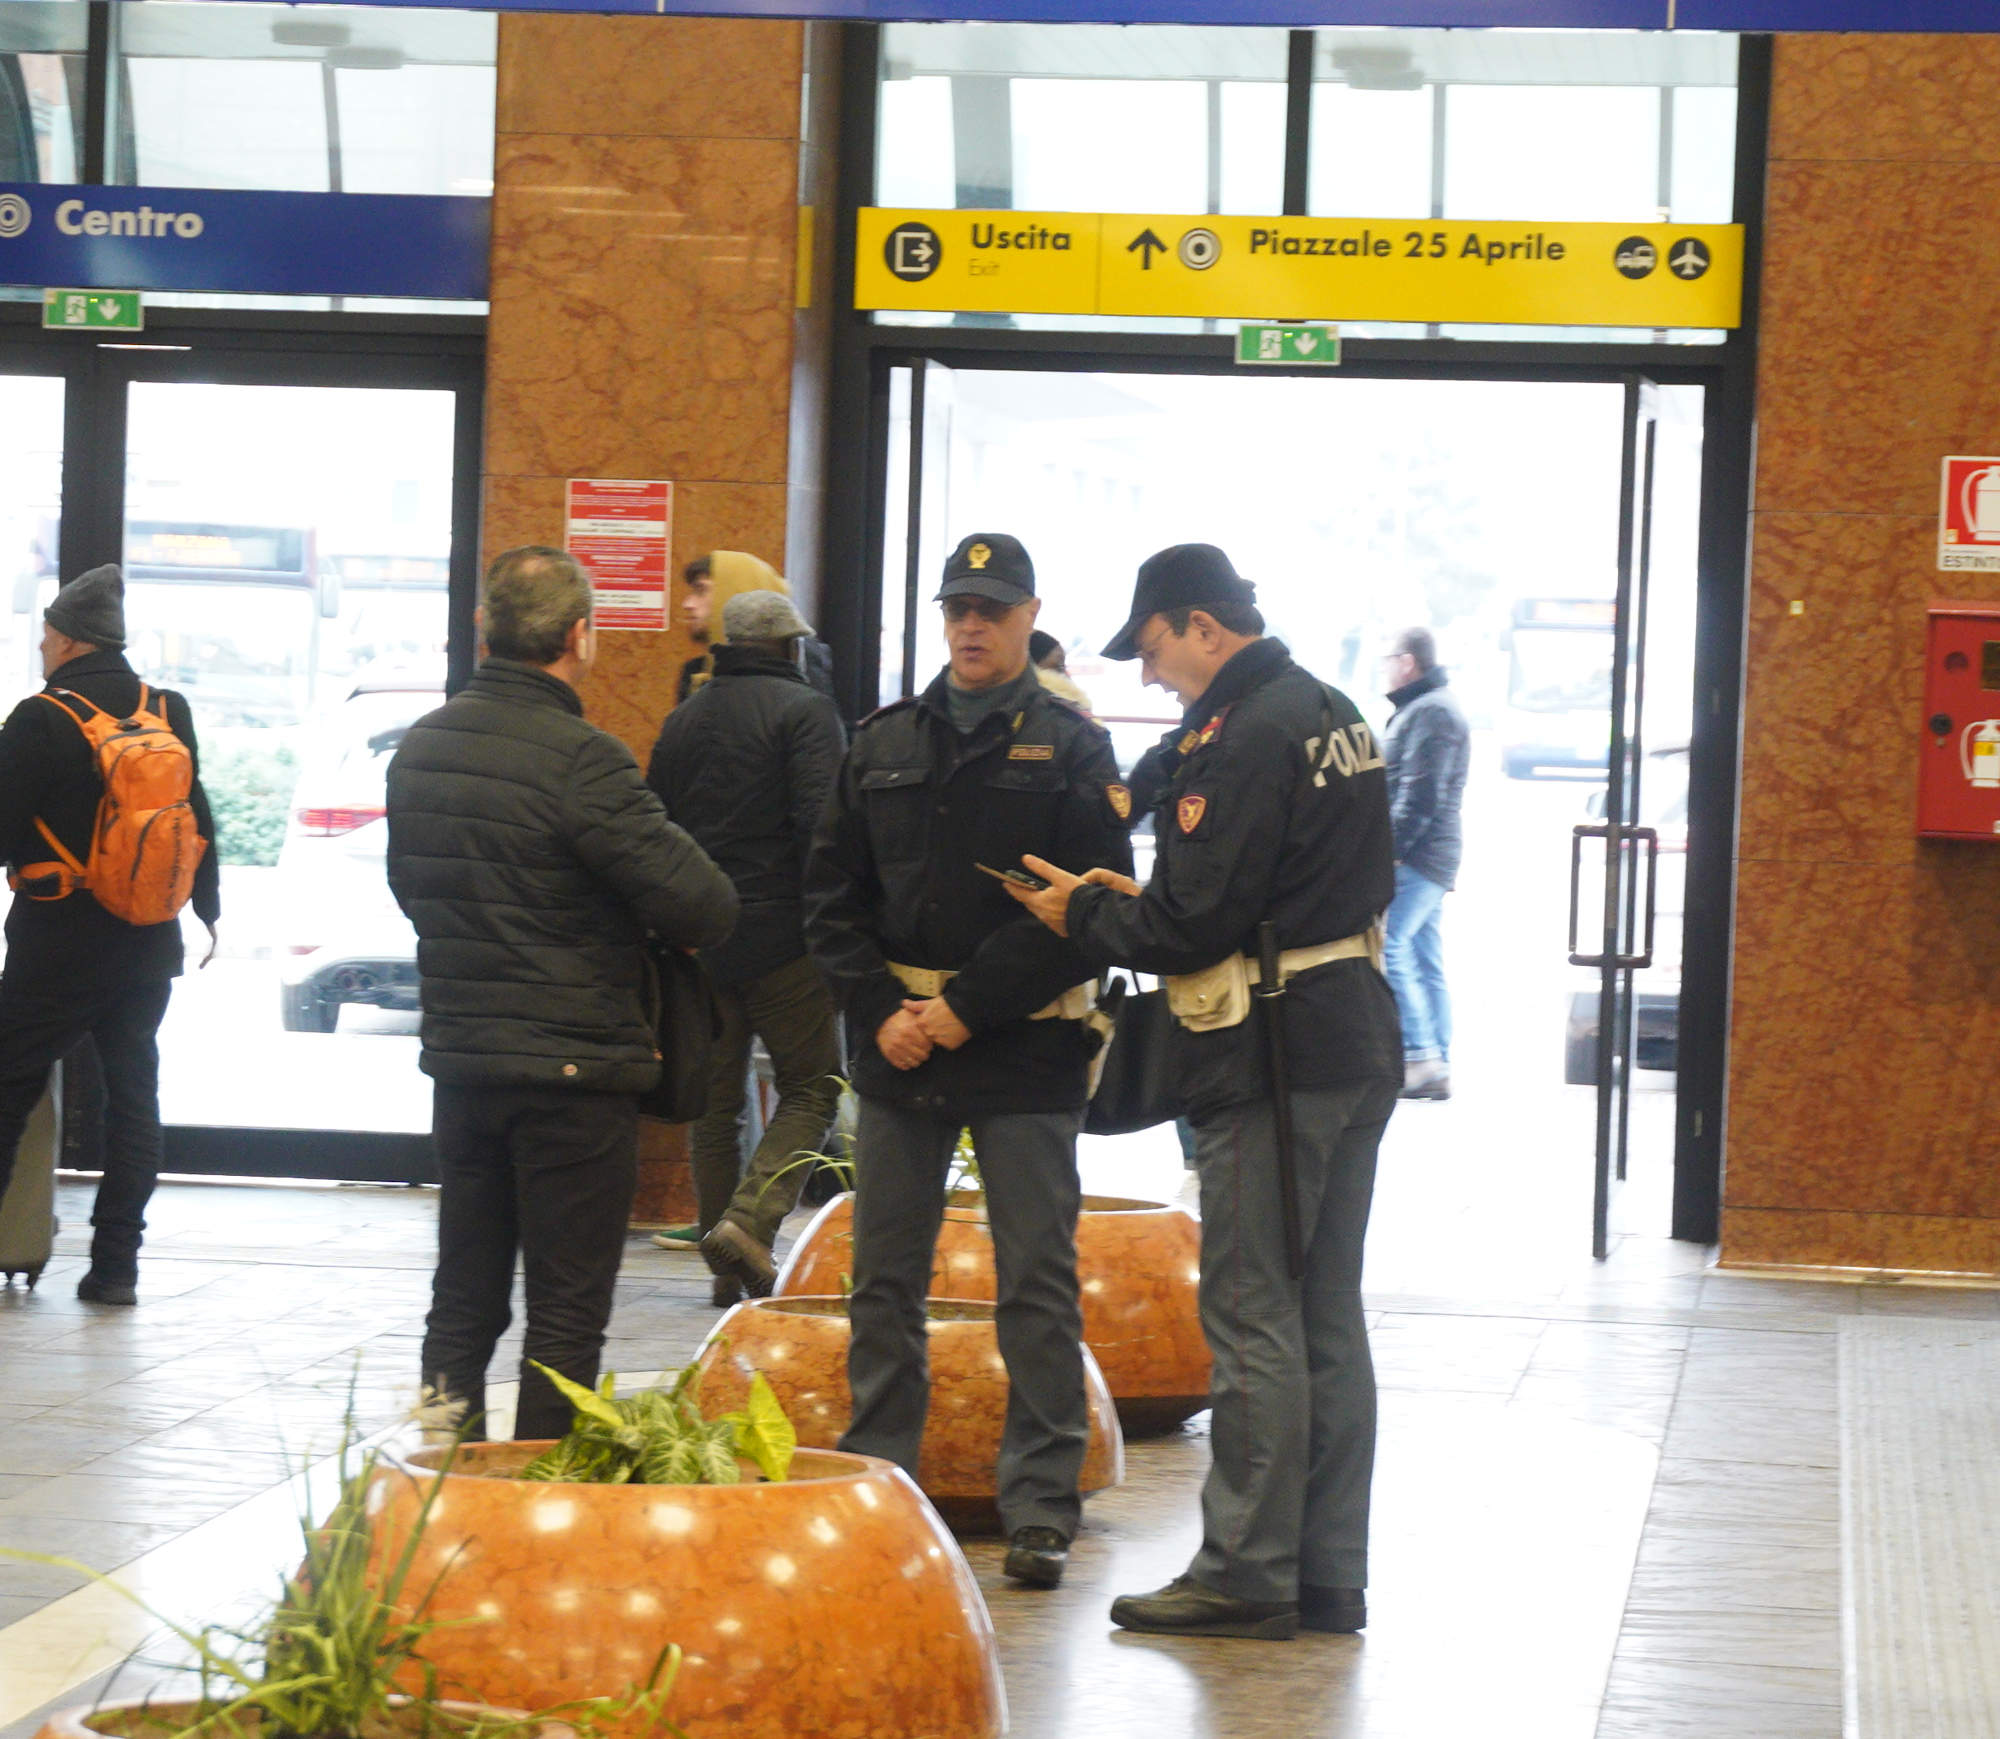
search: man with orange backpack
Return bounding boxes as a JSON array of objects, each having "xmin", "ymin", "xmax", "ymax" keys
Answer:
[{"xmin": 0, "ymin": 563, "xmax": 221, "ymax": 1305}]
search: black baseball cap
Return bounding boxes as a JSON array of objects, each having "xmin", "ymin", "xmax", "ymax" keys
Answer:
[
  {"xmin": 937, "ymin": 532, "xmax": 1036, "ymax": 605},
  {"xmin": 1103, "ymin": 543, "xmax": 1258, "ymax": 660}
]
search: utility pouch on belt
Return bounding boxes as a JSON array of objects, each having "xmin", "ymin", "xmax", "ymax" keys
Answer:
[
  {"xmin": 1165, "ymin": 954, "xmax": 1254, "ymax": 1033},
  {"xmin": 1164, "ymin": 925, "xmax": 1386, "ymax": 1033}
]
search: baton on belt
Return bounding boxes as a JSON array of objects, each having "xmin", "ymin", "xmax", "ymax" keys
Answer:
[{"xmin": 1256, "ymin": 920, "xmax": 1305, "ymax": 1282}]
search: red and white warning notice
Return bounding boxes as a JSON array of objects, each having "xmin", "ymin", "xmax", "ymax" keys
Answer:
[
  {"xmin": 565, "ymin": 478, "xmax": 673, "ymax": 630},
  {"xmin": 1939, "ymin": 457, "xmax": 2000, "ymax": 573}
]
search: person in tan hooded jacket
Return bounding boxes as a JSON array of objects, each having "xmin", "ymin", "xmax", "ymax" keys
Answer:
[{"xmin": 678, "ymin": 551, "xmax": 834, "ymax": 704}]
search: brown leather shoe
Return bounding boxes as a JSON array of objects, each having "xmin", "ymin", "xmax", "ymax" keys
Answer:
[
  {"xmin": 701, "ymin": 1220, "xmax": 776, "ymax": 1297},
  {"xmin": 1109, "ymin": 1575, "xmax": 1298, "ymax": 1640}
]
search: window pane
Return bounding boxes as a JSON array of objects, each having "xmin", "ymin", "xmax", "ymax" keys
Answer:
[
  {"xmin": 0, "ymin": 373, "xmax": 64, "ymax": 718},
  {"xmin": 1218, "ymin": 81, "xmax": 1285, "ymax": 217},
  {"xmin": 1670, "ymin": 85, "xmax": 1737, "ymax": 223},
  {"xmin": 0, "ymin": 3, "xmax": 89, "ymax": 181},
  {"xmin": 117, "ymin": 3, "xmax": 496, "ymax": 197},
  {"xmin": 1310, "ymin": 86, "xmax": 1432, "ymax": 219},
  {"xmin": 1013, "ymin": 80, "xmax": 1207, "ymax": 213},
  {"xmin": 879, "ymin": 22, "xmax": 1288, "ymax": 214},
  {"xmin": 1446, "ymin": 86, "xmax": 1662, "ymax": 223}
]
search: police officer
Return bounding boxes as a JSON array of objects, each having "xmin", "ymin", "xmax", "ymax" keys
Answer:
[
  {"xmin": 804, "ymin": 532, "xmax": 1134, "ymax": 1590},
  {"xmin": 1007, "ymin": 543, "xmax": 1400, "ymax": 1639}
]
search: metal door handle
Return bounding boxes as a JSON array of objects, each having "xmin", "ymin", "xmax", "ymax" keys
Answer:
[{"xmin": 1567, "ymin": 823, "xmax": 1660, "ymax": 968}]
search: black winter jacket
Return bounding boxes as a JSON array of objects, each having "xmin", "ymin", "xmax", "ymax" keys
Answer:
[
  {"xmin": 803, "ymin": 668, "xmax": 1134, "ymax": 1115},
  {"xmin": 1068, "ymin": 639, "xmax": 1402, "ymax": 1115},
  {"xmin": 646, "ymin": 643, "xmax": 846, "ymax": 987},
  {"xmin": 0, "ymin": 650, "xmax": 221, "ymax": 987},
  {"xmin": 385, "ymin": 659, "xmax": 738, "ymax": 1095},
  {"xmin": 1383, "ymin": 666, "xmax": 1471, "ymax": 890}
]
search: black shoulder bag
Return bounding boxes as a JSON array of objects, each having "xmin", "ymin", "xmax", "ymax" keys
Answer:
[
  {"xmin": 1084, "ymin": 969, "xmax": 1187, "ymax": 1136},
  {"xmin": 637, "ymin": 945, "xmax": 723, "ymax": 1123}
]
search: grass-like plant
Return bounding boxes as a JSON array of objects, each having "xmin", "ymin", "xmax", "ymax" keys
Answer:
[
  {"xmin": 517, "ymin": 1363, "xmax": 795, "ymax": 1487},
  {"xmin": 9, "ymin": 1422, "xmax": 686, "ymax": 1739}
]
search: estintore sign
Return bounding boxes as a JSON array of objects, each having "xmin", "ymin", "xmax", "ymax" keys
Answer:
[
  {"xmin": 855, "ymin": 209, "xmax": 1745, "ymax": 330},
  {"xmin": 1939, "ymin": 458, "xmax": 2000, "ymax": 573},
  {"xmin": 565, "ymin": 479, "xmax": 673, "ymax": 631}
]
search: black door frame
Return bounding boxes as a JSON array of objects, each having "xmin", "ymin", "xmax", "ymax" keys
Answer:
[
  {"xmin": 820, "ymin": 24, "xmax": 1769, "ymax": 1245},
  {"xmin": 0, "ymin": 304, "xmax": 485, "ymax": 1184}
]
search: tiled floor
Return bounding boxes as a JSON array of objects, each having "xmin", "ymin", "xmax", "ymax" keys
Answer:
[{"xmin": 4, "ymin": 1102, "xmax": 1998, "ymax": 1737}]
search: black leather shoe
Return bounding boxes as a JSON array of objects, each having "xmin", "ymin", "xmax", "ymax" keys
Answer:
[
  {"xmin": 710, "ymin": 1274, "xmax": 744, "ymax": 1309},
  {"xmin": 1002, "ymin": 1526, "xmax": 1069, "ymax": 1588},
  {"xmin": 1109, "ymin": 1575, "xmax": 1298, "ymax": 1640},
  {"xmin": 1299, "ymin": 1584, "xmax": 1367, "ymax": 1633},
  {"xmin": 77, "ymin": 1271, "xmax": 137, "ymax": 1306}
]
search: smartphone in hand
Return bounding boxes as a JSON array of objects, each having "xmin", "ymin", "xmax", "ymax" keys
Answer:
[{"xmin": 975, "ymin": 862, "xmax": 1051, "ymax": 892}]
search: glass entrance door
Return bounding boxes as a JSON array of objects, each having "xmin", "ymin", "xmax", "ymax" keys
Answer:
[
  {"xmin": 875, "ymin": 360, "xmax": 1700, "ymax": 1243},
  {"xmin": 0, "ymin": 373, "xmax": 68, "ymax": 716},
  {"xmin": 120, "ymin": 380, "xmax": 458, "ymax": 1141}
]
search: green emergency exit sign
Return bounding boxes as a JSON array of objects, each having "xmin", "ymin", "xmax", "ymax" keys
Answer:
[
  {"xmin": 42, "ymin": 289, "xmax": 143, "ymax": 331},
  {"xmin": 1235, "ymin": 322, "xmax": 1339, "ymax": 366}
]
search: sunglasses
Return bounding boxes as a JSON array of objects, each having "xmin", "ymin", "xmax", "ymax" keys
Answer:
[{"xmin": 942, "ymin": 596, "xmax": 1018, "ymax": 624}]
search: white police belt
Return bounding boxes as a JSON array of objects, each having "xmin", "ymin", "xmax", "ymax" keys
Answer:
[
  {"xmin": 1164, "ymin": 925, "xmax": 1385, "ymax": 1034},
  {"xmin": 887, "ymin": 960, "xmax": 1095, "ymax": 1022}
]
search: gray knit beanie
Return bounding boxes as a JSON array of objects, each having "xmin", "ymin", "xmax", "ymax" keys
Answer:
[{"xmin": 44, "ymin": 563, "xmax": 126, "ymax": 650}]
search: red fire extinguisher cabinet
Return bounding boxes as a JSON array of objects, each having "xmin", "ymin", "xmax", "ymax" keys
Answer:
[{"xmin": 1918, "ymin": 601, "xmax": 2000, "ymax": 840}]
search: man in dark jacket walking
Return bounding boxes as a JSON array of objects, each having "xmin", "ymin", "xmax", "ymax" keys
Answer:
[
  {"xmin": 0, "ymin": 564, "xmax": 221, "ymax": 1305},
  {"xmin": 1381, "ymin": 627, "xmax": 1471, "ymax": 1101},
  {"xmin": 387, "ymin": 546, "xmax": 737, "ymax": 1440},
  {"xmin": 647, "ymin": 589, "xmax": 846, "ymax": 1304},
  {"xmin": 804, "ymin": 532, "xmax": 1133, "ymax": 1591}
]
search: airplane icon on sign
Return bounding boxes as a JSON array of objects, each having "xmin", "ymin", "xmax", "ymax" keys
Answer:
[{"xmin": 1669, "ymin": 239, "xmax": 1711, "ymax": 280}]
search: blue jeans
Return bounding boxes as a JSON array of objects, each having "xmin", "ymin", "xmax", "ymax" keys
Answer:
[{"xmin": 1383, "ymin": 863, "xmax": 1450, "ymax": 1063}]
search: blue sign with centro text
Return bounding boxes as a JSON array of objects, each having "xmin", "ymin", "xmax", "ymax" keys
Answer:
[
  {"xmin": 0, "ymin": 184, "xmax": 489, "ymax": 300},
  {"xmin": 192, "ymin": 0, "xmax": 2000, "ymax": 27}
]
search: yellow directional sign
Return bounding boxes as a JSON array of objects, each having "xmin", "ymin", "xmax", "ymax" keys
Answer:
[{"xmin": 856, "ymin": 208, "xmax": 1743, "ymax": 330}]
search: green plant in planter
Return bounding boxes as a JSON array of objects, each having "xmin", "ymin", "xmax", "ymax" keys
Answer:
[
  {"xmin": 519, "ymin": 1362, "xmax": 796, "ymax": 1486},
  {"xmin": 8, "ymin": 1424, "xmax": 686, "ymax": 1739}
]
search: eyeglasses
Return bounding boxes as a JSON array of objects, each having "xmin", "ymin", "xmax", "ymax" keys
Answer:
[
  {"xmin": 942, "ymin": 596, "xmax": 1016, "ymax": 624},
  {"xmin": 1133, "ymin": 627, "xmax": 1172, "ymax": 665}
]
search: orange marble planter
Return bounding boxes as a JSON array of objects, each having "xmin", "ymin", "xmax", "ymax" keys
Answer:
[
  {"xmin": 367, "ymin": 1443, "xmax": 1005, "ymax": 1739},
  {"xmin": 694, "ymin": 1297, "xmax": 1123, "ymax": 1529},
  {"xmin": 35, "ymin": 1699, "xmax": 528, "ymax": 1739},
  {"xmin": 775, "ymin": 1191, "xmax": 1211, "ymax": 1434}
]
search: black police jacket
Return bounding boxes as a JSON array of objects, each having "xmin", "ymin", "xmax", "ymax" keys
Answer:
[
  {"xmin": 803, "ymin": 667, "xmax": 1134, "ymax": 1116},
  {"xmin": 0, "ymin": 650, "xmax": 221, "ymax": 987},
  {"xmin": 1068, "ymin": 638, "xmax": 1402, "ymax": 1116},
  {"xmin": 647, "ymin": 643, "xmax": 847, "ymax": 988},
  {"xmin": 386, "ymin": 659, "xmax": 738, "ymax": 1095}
]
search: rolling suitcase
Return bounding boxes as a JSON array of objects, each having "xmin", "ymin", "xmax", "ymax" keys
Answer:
[{"xmin": 0, "ymin": 1063, "xmax": 61, "ymax": 1289}]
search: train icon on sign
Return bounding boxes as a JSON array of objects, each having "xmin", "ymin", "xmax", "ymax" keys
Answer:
[
  {"xmin": 0, "ymin": 194, "xmax": 31, "ymax": 239},
  {"xmin": 885, "ymin": 221, "xmax": 942, "ymax": 282}
]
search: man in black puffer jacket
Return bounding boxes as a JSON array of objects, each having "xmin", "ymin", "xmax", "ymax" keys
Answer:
[
  {"xmin": 647, "ymin": 589, "xmax": 846, "ymax": 1303},
  {"xmin": 386, "ymin": 546, "xmax": 737, "ymax": 1440}
]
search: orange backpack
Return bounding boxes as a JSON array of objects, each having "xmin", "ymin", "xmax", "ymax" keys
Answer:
[{"xmin": 10, "ymin": 685, "xmax": 207, "ymax": 927}]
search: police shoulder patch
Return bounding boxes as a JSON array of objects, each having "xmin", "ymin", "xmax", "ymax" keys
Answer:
[
  {"xmin": 1106, "ymin": 783, "xmax": 1133, "ymax": 822},
  {"xmin": 1178, "ymin": 793, "xmax": 1208, "ymax": 834}
]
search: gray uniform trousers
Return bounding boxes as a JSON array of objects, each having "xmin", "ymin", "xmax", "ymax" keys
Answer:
[
  {"xmin": 1188, "ymin": 1076, "xmax": 1397, "ymax": 1603},
  {"xmin": 840, "ymin": 1096, "xmax": 1089, "ymax": 1539}
]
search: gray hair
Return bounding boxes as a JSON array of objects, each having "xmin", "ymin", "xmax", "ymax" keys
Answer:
[
  {"xmin": 483, "ymin": 546, "xmax": 592, "ymax": 665},
  {"xmin": 1394, "ymin": 626, "xmax": 1437, "ymax": 672}
]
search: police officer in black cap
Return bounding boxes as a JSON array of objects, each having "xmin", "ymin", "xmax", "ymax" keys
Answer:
[
  {"xmin": 803, "ymin": 532, "xmax": 1134, "ymax": 1589},
  {"xmin": 1007, "ymin": 543, "xmax": 1400, "ymax": 1640}
]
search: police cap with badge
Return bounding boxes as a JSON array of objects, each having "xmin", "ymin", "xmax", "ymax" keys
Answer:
[
  {"xmin": 1102, "ymin": 543, "xmax": 1257, "ymax": 661},
  {"xmin": 938, "ymin": 532, "xmax": 1036, "ymax": 606}
]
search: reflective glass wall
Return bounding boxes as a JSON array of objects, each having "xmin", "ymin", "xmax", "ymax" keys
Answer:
[{"xmin": 874, "ymin": 23, "xmax": 1739, "ymax": 342}]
